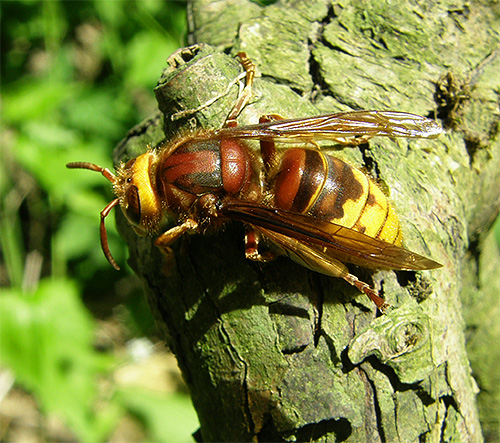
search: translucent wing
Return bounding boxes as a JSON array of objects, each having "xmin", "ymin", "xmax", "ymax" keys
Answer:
[
  {"xmin": 221, "ymin": 201, "xmax": 442, "ymax": 271},
  {"xmin": 214, "ymin": 111, "xmax": 442, "ymax": 144}
]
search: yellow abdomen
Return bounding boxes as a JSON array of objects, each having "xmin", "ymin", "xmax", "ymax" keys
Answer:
[{"xmin": 271, "ymin": 148, "xmax": 402, "ymax": 245}]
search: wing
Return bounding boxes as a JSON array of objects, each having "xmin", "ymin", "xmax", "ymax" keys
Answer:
[
  {"xmin": 214, "ymin": 111, "xmax": 443, "ymax": 144},
  {"xmin": 221, "ymin": 201, "xmax": 442, "ymax": 271},
  {"xmin": 250, "ymin": 225, "xmax": 351, "ymax": 278}
]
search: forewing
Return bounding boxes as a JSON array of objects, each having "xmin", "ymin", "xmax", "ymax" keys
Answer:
[
  {"xmin": 214, "ymin": 111, "xmax": 442, "ymax": 143},
  {"xmin": 252, "ymin": 226, "xmax": 350, "ymax": 278},
  {"xmin": 221, "ymin": 202, "xmax": 442, "ymax": 271}
]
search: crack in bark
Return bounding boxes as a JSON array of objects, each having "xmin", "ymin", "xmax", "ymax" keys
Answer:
[
  {"xmin": 310, "ymin": 273, "xmax": 325, "ymax": 347},
  {"xmin": 294, "ymin": 417, "xmax": 353, "ymax": 442},
  {"xmin": 180, "ymin": 237, "xmax": 257, "ymax": 438},
  {"xmin": 307, "ymin": 45, "xmax": 331, "ymax": 100},
  {"xmin": 219, "ymin": 320, "xmax": 255, "ymax": 436},
  {"xmin": 439, "ymin": 395, "xmax": 461, "ymax": 442},
  {"xmin": 365, "ymin": 355, "xmax": 434, "ymax": 400},
  {"xmin": 358, "ymin": 365, "xmax": 385, "ymax": 443}
]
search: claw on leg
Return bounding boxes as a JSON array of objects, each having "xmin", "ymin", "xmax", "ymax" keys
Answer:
[{"xmin": 343, "ymin": 273, "xmax": 390, "ymax": 313}]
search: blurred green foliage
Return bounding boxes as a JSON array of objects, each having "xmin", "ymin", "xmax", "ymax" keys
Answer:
[
  {"xmin": 0, "ymin": 279, "xmax": 120, "ymax": 442},
  {"xmin": 495, "ymin": 213, "xmax": 500, "ymax": 248},
  {"xmin": 1, "ymin": 1, "xmax": 198, "ymax": 441}
]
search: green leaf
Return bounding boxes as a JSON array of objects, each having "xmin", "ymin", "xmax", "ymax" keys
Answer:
[
  {"xmin": 0, "ymin": 278, "xmax": 120, "ymax": 442},
  {"xmin": 124, "ymin": 31, "xmax": 179, "ymax": 89},
  {"xmin": 61, "ymin": 86, "xmax": 133, "ymax": 139},
  {"xmin": 2, "ymin": 79, "xmax": 77, "ymax": 124},
  {"xmin": 116, "ymin": 387, "xmax": 199, "ymax": 443}
]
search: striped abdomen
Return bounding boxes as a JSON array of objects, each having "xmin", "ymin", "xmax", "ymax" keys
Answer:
[{"xmin": 270, "ymin": 148, "xmax": 402, "ymax": 245}]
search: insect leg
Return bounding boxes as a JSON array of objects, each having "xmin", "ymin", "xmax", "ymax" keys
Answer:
[
  {"xmin": 224, "ymin": 52, "xmax": 256, "ymax": 127},
  {"xmin": 155, "ymin": 219, "xmax": 199, "ymax": 251},
  {"xmin": 259, "ymin": 114, "xmax": 285, "ymax": 171},
  {"xmin": 244, "ymin": 226, "xmax": 277, "ymax": 262},
  {"xmin": 342, "ymin": 273, "xmax": 390, "ymax": 313}
]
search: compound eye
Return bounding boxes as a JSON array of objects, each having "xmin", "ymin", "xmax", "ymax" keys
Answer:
[
  {"xmin": 124, "ymin": 158, "xmax": 136, "ymax": 170},
  {"xmin": 124, "ymin": 185, "xmax": 141, "ymax": 226}
]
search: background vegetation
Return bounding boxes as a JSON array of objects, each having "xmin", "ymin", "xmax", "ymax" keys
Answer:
[
  {"xmin": 1, "ymin": 1, "xmax": 199, "ymax": 441},
  {"xmin": 1, "ymin": 1, "xmax": 500, "ymax": 442}
]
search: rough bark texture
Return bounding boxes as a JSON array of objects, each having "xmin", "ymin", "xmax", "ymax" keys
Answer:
[{"xmin": 114, "ymin": 1, "xmax": 500, "ymax": 441}]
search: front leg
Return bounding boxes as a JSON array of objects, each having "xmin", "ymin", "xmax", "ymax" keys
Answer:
[{"xmin": 154, "ymin": 218, "xmax": 199, "ymax": 253}]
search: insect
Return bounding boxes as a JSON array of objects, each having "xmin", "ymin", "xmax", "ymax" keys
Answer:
[{"xmin": 67, "ymin": 52, "xmax": 442, "ymax": 311}]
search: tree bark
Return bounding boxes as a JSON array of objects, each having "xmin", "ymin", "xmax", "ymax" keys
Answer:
[{"xmin": 114, "ymin": 1, "xmax": 500, "ymax": 441}]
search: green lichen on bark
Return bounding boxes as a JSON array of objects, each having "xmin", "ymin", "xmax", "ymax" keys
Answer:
[{"xmin": 113, "ymin": 0, "xmax": 500, "ymax": 441}]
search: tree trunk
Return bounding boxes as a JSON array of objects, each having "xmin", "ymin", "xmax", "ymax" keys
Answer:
[{"xmin": 114, "ymin": 1, "xmax": 500, "ymax": 441}]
